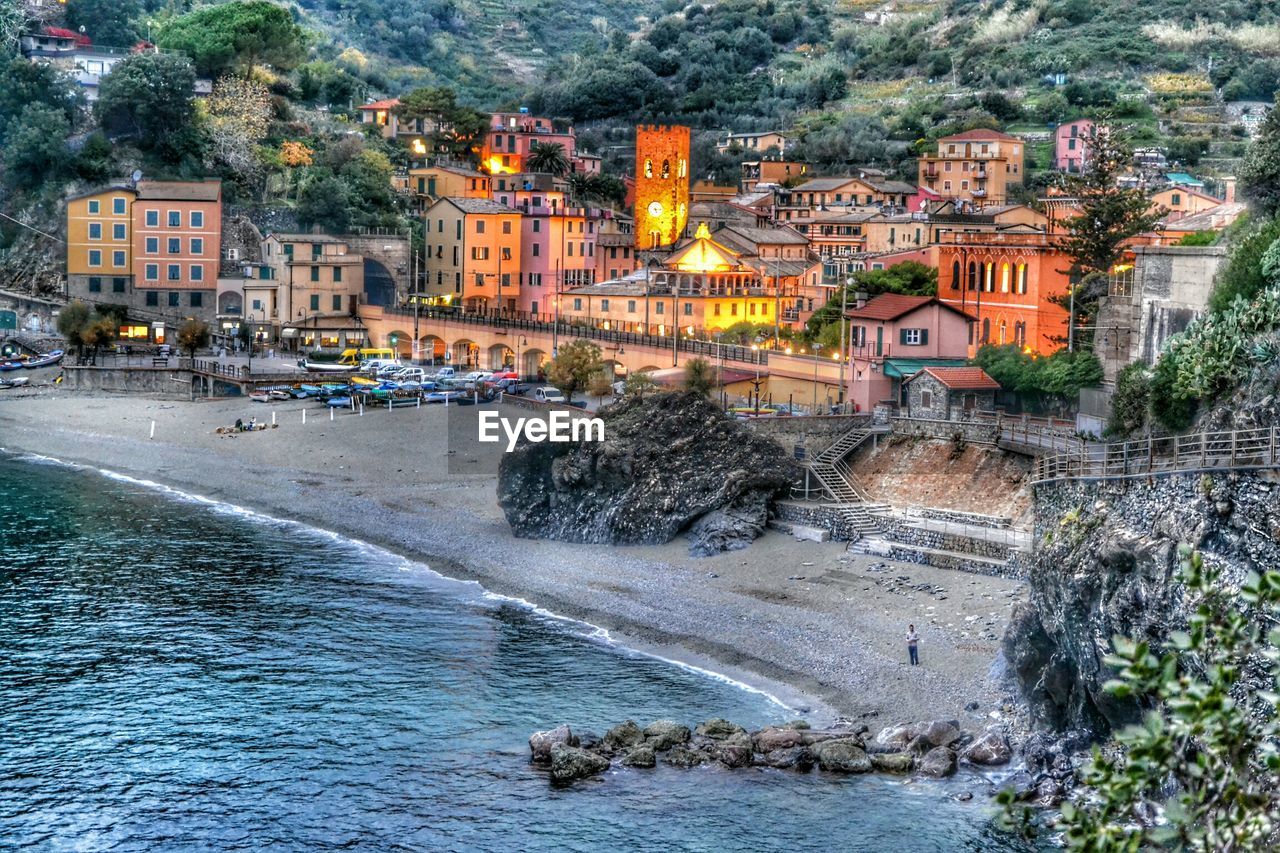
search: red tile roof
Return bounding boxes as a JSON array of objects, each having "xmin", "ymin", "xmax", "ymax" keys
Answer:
[
  {"xmin": 912, "ymin": 367, "xmax": 1001, "ymax": 390},
  {"xmin": 43, "ymin": 26, "xmax": 92, "ymax": 46},
  {"xmin": 938, "ymin": 128, "xmax": 1021, "ymax": 143},
  {"xmin": 844, "ymin": 294, "xmax": 939, "ymax": 321},
  {"xmin": 358, "ymin": 99, "xmax": 400, "ymax": 111}
]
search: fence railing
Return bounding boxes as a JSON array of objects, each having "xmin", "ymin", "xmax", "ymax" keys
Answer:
[{"xmin": 1033, "ymin": 426, "xmax": 1280, "ymax": 484}]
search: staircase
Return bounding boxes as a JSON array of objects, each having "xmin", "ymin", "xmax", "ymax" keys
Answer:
[{"xmin": 802, "ymin": 423, "xmax": 884, "ymax": 537}]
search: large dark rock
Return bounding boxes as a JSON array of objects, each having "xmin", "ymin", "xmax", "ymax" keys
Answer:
[
  {"xmin": 917, "ymin": 746, "xmax": 957, "ymax": 778},
  {"xmin": 757, "ymin": 746, "xmax": 816, "ymax": 771},
  {"xmin": 643, "ymin": 720, "xmax": 691, "ymax": 751},
  {"xmin": 550, "ymin": 743, "xmax": 609, "ymax": 782},
  {"xmin": 602, "ymin": 720, "xmax": 645, "ymax": 753},
  {"xmin": 961, "ymin": 730, "xmax": 1012, "ymax": 766},
  {"xmin": 529, "ymin": 724, "xmax": 578, "ymax": 764},
  {"xmin": 497, "ymin": 392, "xmax": 799, "ymax": 554},
  {"xmin": 812, "ymin": 738, "xmax": 873, "ymax": 773}
]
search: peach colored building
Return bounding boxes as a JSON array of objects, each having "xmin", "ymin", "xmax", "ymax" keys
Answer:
[
  {"xmin": 1149, "ymin": 186, "xmax": 1223, "ymax": 221},
  {"xmin": 481, "ymin": 111, "xmax": 580, "ymax": 176},
  {"xmin": 1054, "ymin": 119, "xmax": 1093, "ymax": 173},
  {"xmin": 131, "ymin": 179, "xmax": 222, "ymax": 333},
  {"xmin": 65, "ymin": 185, "xmax": 135, "ymax": 309},
  {"xmin": 422, "ymin": 197, "xmax": 522, "ymax": 312},
  {"xmin": 491, "ymin": 178, "xmax": 600, "ymax": 316},
  {"xmin": 918, "ymin": 129, "xmax": 1024, "ymax": 207}
]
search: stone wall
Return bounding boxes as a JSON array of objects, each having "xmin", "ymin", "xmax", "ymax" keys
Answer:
[
  {"xmin": 0, "ymin": 289, "xmax": 60, "ymax": 336},
  {"xmin": 745, "ymin": 416, "xmax": 872, "ymax": 458},
  {"xmin": 772, "ymin": 501, "xmax": 865, "ymax": 541},
  {"xmin": 63, "ymin": 365, "xmax": 195, "ymax": 399},
  {"xmin": 905, "ymin": 373, "xmax": 949, "ymax": 420},
  {"xmin": 889, "ymin": 417, "xmax": 998, "ymax": 444}
]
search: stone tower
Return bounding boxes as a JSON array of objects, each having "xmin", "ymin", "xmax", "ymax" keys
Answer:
[{"xmin": 634, "ymin": 125, "xmax": 690, "ymax": 251}]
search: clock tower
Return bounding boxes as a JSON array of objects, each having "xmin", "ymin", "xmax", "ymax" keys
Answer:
[{"xmin": 634, "ymin": 125, "xmax": 690, "ymax": 251}]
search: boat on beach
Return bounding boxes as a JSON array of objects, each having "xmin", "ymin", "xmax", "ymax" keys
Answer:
[
  {"xmin": 21, "ymin": 350, "xmax": 63, "ymax": 370},
  {"xmin": 0, "ymin": 360, "xmax": 26, "ymax": 372},
  {"xmin": 304, "ymin": 360, "xmax": 353, "ymax": 373},
  {"xmin": 0, "ymin": 376, "xmax": 30, "ymax": 388}
]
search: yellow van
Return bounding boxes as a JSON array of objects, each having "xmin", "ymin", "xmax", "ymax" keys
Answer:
[{"xmin": 337, "ymin": 347, "xmax": 395, "ymax": 366}]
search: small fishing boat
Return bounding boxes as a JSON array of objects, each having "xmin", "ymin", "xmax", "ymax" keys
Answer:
[
  {"xmin": 304, "ymin": 360, "xmax": 352, "ymax": 373},
  {"xmin": 0, "ymin": 360, "xmax": 25, "ymax": 372},
  {"xmin": 21, "ymin": 350, "xmax": 63, "ymax": 369},
  {"xmin": 298, "ymin": 384, "xmax": 324, "ymax": 397},
  {"xmin": 324, "ymin": 396, "xmax": 353, "ymax": 408},
  {"xmin": 0, "ymin": 376, "xmax": 30, "ymax": 389},
  {"xmin": 249, "ymin": 391, "xmax": 271, "ymax": 403}
]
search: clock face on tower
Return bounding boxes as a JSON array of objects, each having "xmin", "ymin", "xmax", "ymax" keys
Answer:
[{"xmin": 647, "ymin": 201, "xmax": 665, "ymax": 217}]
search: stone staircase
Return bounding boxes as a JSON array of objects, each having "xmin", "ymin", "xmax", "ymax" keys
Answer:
[{"xmin": 802, "ymin": 423, "xmax": 884, "ymax": 537}]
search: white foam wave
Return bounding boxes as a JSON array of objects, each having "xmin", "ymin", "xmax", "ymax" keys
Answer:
[{"xmin": 2, "ymin": 447, "xmax": 795, "ymax": 712}]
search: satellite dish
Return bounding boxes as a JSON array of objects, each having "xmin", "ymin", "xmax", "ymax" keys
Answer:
[{"xmin": 131, "ymin": 169, "xmax": 143, "ymax": 186}]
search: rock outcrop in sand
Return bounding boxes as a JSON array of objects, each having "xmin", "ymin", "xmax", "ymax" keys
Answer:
[{"xmin": 497, "ymin": 392, "xmax": 798, "ymax": 555}]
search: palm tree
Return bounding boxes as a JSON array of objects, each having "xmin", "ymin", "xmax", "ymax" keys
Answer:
[{"xmin": 527, "ymin": 141, "xmax": 570, "ymax": 176}]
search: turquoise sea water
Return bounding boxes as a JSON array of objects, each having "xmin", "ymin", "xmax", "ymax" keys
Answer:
[{"xmin": 0, "ymin": 453, "xmax": 1034, "ymax": 852}]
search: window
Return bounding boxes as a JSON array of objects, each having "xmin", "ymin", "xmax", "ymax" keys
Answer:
[
  {"xmin": 533, "ymin": 220, "xmax": 541, "ymax": 233},
  {"xmin": 89, "ymin": 223, "xmax": 102, "ymax": 240},
  {"xmin": 749, "ymin": 304, "xmax": 756, "ymax": 316},
  {"xmin": 532, "ymin": 244, "xmax": 540, "ymax": 257},
  {"xmin": 310, "ymin": 266, "xmax": 320, "ymax": 282},
  {"xmin": 251, "ymin": 299, "xmax": 262, "ymax": 311},
  {"xmin": 112, "ymin": 278, "xmax": 125, "ymax": 294},
  {"xmin": 476, "ymin": 220, "xmax": 485, "ymax": 234},
  {"xmin": 656, "ymin": 302, "xmax": 664, "ymax": 315},
  {"xmin": 88, "ymin": 200, "xmax": 100, "ymax": 214},
  {"xmin": 191, "ymin": 238, "xmax": 203, "ymax": 255},
  {"xmin": 333, "ymin": 266, "xmax": 342, "ymax": 282},
  {"xmin": 145, "ymin": 210, "xmax": 159, "ymax": 227},
  {"xmin": 573, "ymin": 298, "xmax": 582, "ymax": 310},
  {"xmin": 145, "ymin": 263, "xmax": 158, "ymax": 281},
  {"xmin": 628, "ymin": 300, "xmax": 637, "ymax": 313},
  {"xmin": 333, "ymin": 295, "xmax": 342, "ymax": 311},
  {"xmin": 1067, "ymin": 138, "xmax": 1076, "ymax": 151},
  {"xmin": 145, "ymin": 237, "xmax": 158, "ymax": 253},
  {"xmin": 310, "ymin": 295, "xmax": 320, "ymax": 311},
  {"xmin": 168, "ymin": 291, "xmax": 180, "ymax": 307},
  {"xmin": 88, "ymin": 250, "xmax": 102, "ymax": 267},
  {"xmin": 146, "ymin": 291, "xmax": 159, "ymax": 307},
  {"xmin": 88, "ymin": 277, "xmax": 102, "ymax": 293},
  {"xmin": 684, "ymin": 302, "xmax": 692, "ymax": 315},
  {"xmin": 168, "ymin": 211, "xmax": 180, "ymax": 227},
  {"xmin": 190, "ymin": 292, "xmax": 203, "ymax": 308},
  {"xmin": 900, "ymin": 328, "xmax": 929, "ymax": 346},
  {"xmin": 113, "ymin": 198, "xmax": 126, "ymax": 215},
  {"xmin": 190, "ymin": 211, "xmax": 203, "ymax": 228},
  {"xmin": 920, "ymin": 390, "xmax": 932, "ymax": 409},
  {"xmin": 191, "ymin": 266, "xmax": 203, "ymax": 282},
  {"xmin": 1171, "ymin": 193, "xmax": 1181, "ymax": 206},
  {"xmin": 167, "ymin": 264, "xmax": 180, "ymax": 281},
  {"xmin": 284, "ymin": 243, "xmax": 294, "ymax": 257},
  {"xmin": 168, "ymin": 238, "xmax": 180, "ymax": 254},
  {"xmin": 112, "ymin": 224, "xmax": 126, "ymax": 241},
  {"xmin": 112, "ymin": 251, "xmax": 126, "ymax": 268},
  {"xmin": 601, "ymin": 299, "xmax": 610, "ymax": 311},
  {"xmin": 981, "ymin": 318, "xmax": 990, "ymax": 343},
  {"xmin": 502, "ymin": 221, "xmax": 511, "ymax": 234}
]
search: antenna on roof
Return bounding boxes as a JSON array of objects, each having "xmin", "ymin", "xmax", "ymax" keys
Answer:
[{"xmin": 129, "ymin": 169, "xmax": 143, "ymax": 188}]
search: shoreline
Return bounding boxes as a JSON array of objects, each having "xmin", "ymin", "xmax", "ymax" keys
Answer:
[{"xmin": 0, "ymin": 392, "xmax": 1027, "ymax": 728}]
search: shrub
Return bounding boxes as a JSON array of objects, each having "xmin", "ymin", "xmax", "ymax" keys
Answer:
[
  {"xmin": 1209, "ymin": 218, "xmax": 1280, "ymax": 313},
  {"xmin": 1106, "ymin": 363, "xmax": 1150, "ymax": 437}
]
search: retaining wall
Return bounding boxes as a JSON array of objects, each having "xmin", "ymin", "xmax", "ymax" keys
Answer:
[{"xmin": 63, "ymin": 365, "xmax": 194, "ymax": 399}]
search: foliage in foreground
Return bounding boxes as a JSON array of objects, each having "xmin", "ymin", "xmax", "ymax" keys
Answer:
[
  {"xmin": 1002, "ymin": 547, "xmax": 1280, "ymax": 849},
  {"xmin": 546, "ymin": 340, "xmax": 603, "ymax": 400},
  {"xmin": 971, "ymin": 344, "xmax": 1103, "ymax": 411}
]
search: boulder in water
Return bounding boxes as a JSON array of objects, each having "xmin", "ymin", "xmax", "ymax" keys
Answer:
[
  {"xmin": 753, "ymin": 726, "xmax": 806, "ymax": 753},
  {"xmin": 758, "ymin": 745, "xmax": 816, "ymax": 771},
  {"xmin": 664, "ymin": 744, "xmax": 709, "ymax": 768},
  {"xmin": 870, "ymin": 752, "xmax": 914, "ymax": 774},
  {"xmin": 602, "ymin": 720, "xmax": 645, "ymax": 753},
  {"xmin": 813, "ymin": 738, "xmax": 873, "ymax": 773},
  {"xmin": 550, "ymin": 744, "xmax": 609, "ymax": 782},
  {"xmin": 917, "ymin": 746, "xmax": 958, "ymax": 778},
  {"xmin": 961, "ymin": 730, "xmax": 1012, "ymax": 766},
  {"xmin": 530, "ymin": 724, "xmax": 578, "ymax": 764},
  {"xmin": 695, "ymin": 718, "xmax": 747, "ymax": 740},
  {"xmin": 621, "ymin": 745, "xmax": 656, "ymax": 768},
  {"xmin": 643, "ymin": 720, "xmax": 691, "ymax": 751}
]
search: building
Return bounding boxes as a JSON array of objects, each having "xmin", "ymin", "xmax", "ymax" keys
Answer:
[
  {"xmin": 634, "ymin": 125, "xmax": 691, "ymax": 250},
  {"xmin": 595, "ymin": 219, "xmax": 639, "ymax": 284},
  {"xmin": 128, "ymin": 180, "xmax": 222, "ymax": 339},
  {"xmin": 1150, "ymin": 186, "xmax": 1223, "ymax": 221},
  {"xmin": 492, "ymin": 177, "xmax": 599, "ymax": 315},
  {"xmin": 904, "ymin": 366, "xmax": 1000, "ymax": 420},
  {"xmin": 717, "ymin": 131, "xmax": 788, "ymax": 155},
  {"xmin": 242, "ymin": 234, "xmax": 367, "ymax": 351},
  {"xmin": 711, "ymin": 225, "xmax": 825, "ymax": 326},
  {"xmin": 917, "ymin": 129, "xmax": 1024, "ymax": 207},
  {"xmin": 422, "ymin": 197, "xmax": 522, "ymax": 312},
  {"xmin": 481, "ymin": 111, "xmax": 579, "ymax": 176},
  {"xmin": 357, "ymin": 98, "xmax": 437, "ymax": 150},
  {"xmin": 1153, "ymin": 202, "xmax": 1246, "ymax": 245},
  {"xmin": 403, "ymin": 163, "xmax": 492, "ymax": 211},
  {"xmin": 19, "ymin": 26, "xmax": 90, "ymax": 63},
  {"xmin": 1054, "ymin": 119, "xmax": 1093, "ymax": 173},
  {"xmin": 740, "ymin": 160, "xmax": 807, "ymax": 194},
  {"xmin": 65, "ymin": 185, "xmax": 136, "ymax": 314},
  {"xmin": 844, "ymin": 294, "xmax": 976, "ymax": 413}
]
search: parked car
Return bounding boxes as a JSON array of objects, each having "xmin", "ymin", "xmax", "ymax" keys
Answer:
[
  {"xmin": 423, "ymin": 389, "xmax": 466, "ymax": 404},
  {"xmin": 534, "ymin": 386, "xmax": 566, "ymax": 404},
  {"xmin": 432, "ymin": 366, "xmax": 456, "ymax": 379},
  {"xmin": 491, "ymin": 378, "xmax": 530, "ymax": 395},
  {"xmin": 392, "ymin": 367, "xmax": 426, "ymax": 383},
  {"xmin": 363, "ymin": 358, "xmax": 402, "ymax": 375}
]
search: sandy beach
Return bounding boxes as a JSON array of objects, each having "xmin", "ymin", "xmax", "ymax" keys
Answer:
[{"xmin": 0, "ymin": 386, "xmax": 1027, "ymax": 727}]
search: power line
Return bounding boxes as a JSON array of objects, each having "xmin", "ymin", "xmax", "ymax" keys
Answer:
[{"xmin": 0, "ymin": 211, "xmax": 64, "ymax": 244}]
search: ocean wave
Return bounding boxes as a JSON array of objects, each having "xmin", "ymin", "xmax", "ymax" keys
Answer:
[{"xmin": 1, "ymin": 447, "xmax": 795, "ymax": 713}]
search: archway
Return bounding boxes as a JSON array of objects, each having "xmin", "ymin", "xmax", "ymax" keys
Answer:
[
  {"xmin": 638, "ymin": 365, "xmax": 661, "ymax": 374},
  {"xmin": 385, "ymin": 330, "xmax": 412, "ymax": 357},
  {"xmin": 418, "ymin": 334, "xmax": 445, "ymax": 364},
  {"xmin": 488, "ymin": 343, "xmax": 514, "ymax": 370},
  {"xmin": 452, "ymin": 338, "xmax": 479, "ymax": 367},
  {"xmin": 602, "ymin": 358, "xmax": 625, "ymax": 379},
  {"xmin": 217, "ymin": 290, "xmax": 242, "ymax": 316},
  {"xmin": 521, "ymin": 347, "xmax": 547, "ymax": 380},
  {"xmin": 363, "ymin": 259, "xmax": 396, "ymax": 308}
]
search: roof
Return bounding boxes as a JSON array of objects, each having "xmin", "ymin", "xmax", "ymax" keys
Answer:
[
  {"xmin": 438, "ymin": 197, "xmax": 519, "ymax": 215},
  {"xmin": 882, "ymin": 358, "xmax": 969, "ymax": 380},
  {"xmin": 867, "ymin": 179, "xmax": 916, "ymax": 194},
  {"xmin": 1165, "ymin": 172, "xmax": 1204, "ymax": 187},
  {"xmin": 136, "ymin": 180, "xmax": 221, "ymax": 202},
  {"xmin": 723, "ymin": 130, "xmax": 786, "ymax": 139},
  {"xmin": 937, "ymin": 128, "xmax": 1021, "ymax": 143},
  {"xmin": 1154, "ymin": 185, "xmax": 1219, "ymax": 204},
  {"xmin": 846, "ymin": 293, "xmax": 975, "ymax": 322},
  {"xmin": 906, "ymin": 366, "xmax": 1001, "ymax": 390},
  {"xmin": 791, "ymin": 177, "xmax": 861, "ymax": 192},
  {"xmin": 359, "ymin": 98, "xmax": 400, "ymax": 111},
  {"xmin": 267, "ymin": 232, "xmax": 345, "ymax": 243},
  {"xmin": 415, "ymin": 163, "xmax": 488, "ymax": 179},
  {"xmin": 717, "ymin": 225, "xmax": 809, "ymax": 246},
  {"xmin": 1159, "ymin": 202, "xmax": 1247, "ymax": 232},
  {"xmin": 42, "ymin": 26, "xmax": 92, "ymax": 46},
  {"xmin": 66, "ymin": 185, "xmax": 136, "ymax": 203}
]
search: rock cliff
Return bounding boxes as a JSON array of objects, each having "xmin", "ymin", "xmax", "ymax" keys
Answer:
[
  {"xmin": 1005, "ymin": 468, "xmax": 1280, "ymax": 735},
  {"xmin": 496, "ymin": 392, "xmax": 799, "ymax": 554}
]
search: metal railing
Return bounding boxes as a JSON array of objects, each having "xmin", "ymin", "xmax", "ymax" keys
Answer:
[{"xmin": 1033, "ymin": 426, "xmax": 1280, "ymax": 484}]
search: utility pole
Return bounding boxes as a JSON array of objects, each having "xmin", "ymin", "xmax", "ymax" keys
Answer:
[{"xmin": 839, "ymin": 275, "xmax": 850, "ymax": 409}]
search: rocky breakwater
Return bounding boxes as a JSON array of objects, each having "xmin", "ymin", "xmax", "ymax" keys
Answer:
[
  {"xmin": 527, "ymin": 717, "xmax": 1012, "ymax": 784},
  {"xmin": 498, "ymin": 392, "xmax": 800, "ymax": 555}
]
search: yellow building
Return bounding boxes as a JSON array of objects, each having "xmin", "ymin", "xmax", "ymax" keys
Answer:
[
  {"xmin": 244, "ymin": 233, "xmax": 367, "ymax": 351},
  {"xmin": 422, "ymin": 197, "xmax": 523, "ymax": 312},
  {"xmin": 406, "ymin": 164, "xmax": 492, "ymax": 208},
  {"xmin": 634, "ymin": 125, "xmax": 690, "ymax": 250},
  {"xmin": 66, "ymin": 185, "xmax": 136, "ymax": 303}
]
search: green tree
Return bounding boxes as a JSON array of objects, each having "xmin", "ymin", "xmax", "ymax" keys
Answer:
[
  {"xmin": 0, "ymin": 59, "xmax": 79, "ymax": 139},
  {"xmin": 393, "ymin": 86, "xmax": 488, "ymax": 161},
  {"xmin": 1148, "ymin": 351, "xmax": 1196, "ymax": 431},
  {"xmin": 176, "ymin": 318, "xmax": 210, "ymax": 361},
  {"xmin": 296, "ymin": 173, "xmax": 352, "ymax": 233},
  {"xmin": 567, "ymin": 172, "xmax": 626, "ymax": 206},
  {"xmin": 1209, "ymin": 217, "xmax": 1280, "ymax": 313},
  {"xmin": 66, "ymin": 0, "xmax": 140, "ymax": 47},
  {"xmin": 972, "ymin": 344, "xmax": 1101, "ymax": 411},
  {"xmin": 621, "ymin": 370, "xmax": 657, "ymax": 398},
  {"xmin": 80, "ymin": 313, "xmax": 117, "ymax": 365},
  {"xmin": 56, "ymin": 300, "xmax": 91, "ymax": 362},
  {"xmin": 1004, "ymin": 547, "xmax": 1280, "ymax": 849},
  {"xmin": 1105, "ymin": 362, "xmax": 1150, "ymax": 437},
  {"xmin": 2, "ymin": 103, "xmax": 70, "ymax": 189},
  {"xmin": 157, "ymin": 0, "xmax": 305, "ymax": 77},
  {"xmin": 546, "ymin": 339, "xmax": 603, "ymax": 400},
  {"xmin": 96, "ymin": 52, "xmax": 196, "ymax": 153},
  {"xmin": 75, "ymin": 132, "xmax": 115, "ymax": 183},
  {"xmin": 527, "ymin": 141, "xmax": 570, "ymax": 176},
  {"xmin": 804, "ymin": 262, "xmax": 938, "ymax": 343},
  {"xmin": 682, "ymin": 357, "xmax": 715, "ymax": 395},
  {"xmin": 1240, "ymin": 93, "xmax": 1280, "ymax": 218}
]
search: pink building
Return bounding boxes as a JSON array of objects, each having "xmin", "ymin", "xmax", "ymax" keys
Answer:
[
  {"xmin": 492, "ymin": 179, "xmax": 599, "ymax": 316},
  {"xmin": 1055, "ymin": 119, "xmax": 1093, "ymax": 173},
  {"xmin": 844, "ymin": 293, "xmax": 976, "ymax": 413},
  {"xmin": 482, "ymin": 111, "xmax": 577, "ymax": 176}
]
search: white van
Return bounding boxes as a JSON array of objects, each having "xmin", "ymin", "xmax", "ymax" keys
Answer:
[
  {"xmin": 361, "ymin": 358, "xmax": 402, "ymax": 375},
  {"xmin": 534, "ymin": 386, "xmax": 566, "ymax": 404},
  {"xmin": 434, "ymin": 366, "xmax": 456, "ymax": 379}
]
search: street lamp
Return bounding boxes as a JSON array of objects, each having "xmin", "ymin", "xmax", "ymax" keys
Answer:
[{"xmin": 811, "ymin": 344, "xmax": 822, "ymax": 413}]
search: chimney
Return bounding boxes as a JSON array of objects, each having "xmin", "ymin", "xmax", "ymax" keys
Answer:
[
  {"xmin": 1224, "ymin": 176, "xmax": 1236, "ymax": 204},
  {"xmin": 855, "ymin": 291, "xmax": 868, "ymax": 309}
]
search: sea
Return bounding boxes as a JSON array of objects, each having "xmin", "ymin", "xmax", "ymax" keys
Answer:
[{"xmin": 0, "ymin": 452, "xmax": 1036, "ymax": 852}]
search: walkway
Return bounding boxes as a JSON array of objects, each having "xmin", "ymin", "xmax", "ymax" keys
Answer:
[{"xmin": 1033, "ymin": 425, "xmax": 1280, "ymax": 485}]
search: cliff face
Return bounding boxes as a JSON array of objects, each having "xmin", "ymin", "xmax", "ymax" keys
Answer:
[
  {"xmin": 497, "ymin": 392, "xmax": 800, "ymax": 554},
  {"xmin": 1006, "ymin": 469, "xmax": 1280, "ymax": 734}
]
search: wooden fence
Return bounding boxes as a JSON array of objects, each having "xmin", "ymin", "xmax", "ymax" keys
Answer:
[{"xmin": 1033, "ymin": 426, "xmax": 1280, "ymax": 484}]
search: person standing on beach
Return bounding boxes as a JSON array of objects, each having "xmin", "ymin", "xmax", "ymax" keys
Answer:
[{"xmin": 906, "ymin": 624, "xmax": 919, "ymax": 666}]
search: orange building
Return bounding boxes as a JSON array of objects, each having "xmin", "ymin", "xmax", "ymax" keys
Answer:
[
  {"xmin": 132, "ymin": 180, "xmax": 223, "ymax": 321},
  {"xmin": 634, "ymin": 125, "xmax": 690, "ymax": 250},
  {"xmin": 65, "ymin": 185, "xmax": 136, "ymax": 305},
  {"xmin": 422, "ymin": 197, "xmax": 522, "ymax": 312},
  {"xmin": 918, "ymin": 129, "xmax": 1024, "ymax": 207}
]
